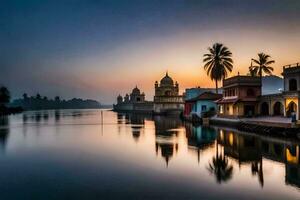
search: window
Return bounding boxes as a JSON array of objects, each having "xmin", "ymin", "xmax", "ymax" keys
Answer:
[
  {"xmin": 289, "ymin": 79, "xmax": 297, "ymax": 91},
  {"xmin": 246, "ymin": 88, "xmax": 255, "ymax": 97},
  {"xmin": 201, "ymin": 105, "xmax": 207, "ymax": 112}
]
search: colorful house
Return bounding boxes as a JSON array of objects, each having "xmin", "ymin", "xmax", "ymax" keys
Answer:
[
  {"xmin": 184, "ymin": 88, "xmax": 221, "ymax": 117},
  {"xmin": 185, "ymin": 92, "xmax": 222, "ymax": 117}
]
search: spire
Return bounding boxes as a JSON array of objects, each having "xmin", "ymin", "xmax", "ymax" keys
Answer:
[{"xmin": 166, "ymin": 70, "xmax": 168, "ymax": 77}]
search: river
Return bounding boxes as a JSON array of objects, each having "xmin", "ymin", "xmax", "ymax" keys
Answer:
[{"xmin": 0, "ymin": 109, "xmax": 299, "ymax": 199}]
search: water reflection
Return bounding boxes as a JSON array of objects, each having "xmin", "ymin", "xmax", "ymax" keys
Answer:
[
  {"xmin": 0, "ymin": 116, "xmax": 9, "ymax": 151},
  {"xmin": 1, "ymin": 110, "xmax": 300, "ymax": 199},
  {"xmin": 185, "ymin": 123, "xmax": 216, "ymax": 163},
  {"xmin": 154, "ymin": 116, "xmax": 182, "ymax": 166},
  {"xmin": 215, "ymin": 128, "xmax": 300, "ymax": 189}
]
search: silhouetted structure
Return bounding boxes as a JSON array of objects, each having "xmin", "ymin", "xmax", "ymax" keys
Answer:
[
  {"xmin": 11, "ymin": 93, "xmax": 101, "ymax": 110},
  {"xmin": 153, "ymin": 72, "xmax": 184, "ymax": 115},
  {"xmin": 113, "ymin": 86, "xmax": 153, "ymax": 112}
]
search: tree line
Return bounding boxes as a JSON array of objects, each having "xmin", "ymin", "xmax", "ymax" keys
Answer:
[
  {"xmin": 11, "ymin": 93, "xmax": 101, "ymax": 110},
  {"xmin": 0, "ymin": 86, "xmax": 23, "ymax": 115}
]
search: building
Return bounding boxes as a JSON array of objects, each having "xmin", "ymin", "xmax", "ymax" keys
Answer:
[
  {"xmin": 184, "ymin": 87, "xmax": 220, "ymax": 101},
  {"xmin": 113, "ymin": 86, "xmax": 153, "ymax": 112},
  {"xmin": 217, "ymin": 75, "xmax": 261, "ymax": 118},
  {"xmin": 185, "ymin": 92, "xmax": 222, "ymax": 118},
  {"xmin": 259, "ymin": 63, "xmax": 300, "ymax": 120},
  {"xmin": 184, "ymin": 87, "xmax": 222, "ymax": 117},
  {"xmin": 153, "ymin": 72, "xmax": 184, "ymax": 114}
]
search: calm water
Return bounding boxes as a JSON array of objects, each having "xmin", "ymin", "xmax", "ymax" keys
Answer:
[{"xmin": 0, "ymin": 109, "xmax": 299, "ymax": 200}]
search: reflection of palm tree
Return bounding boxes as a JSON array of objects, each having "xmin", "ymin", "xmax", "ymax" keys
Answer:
[
  {"xmin": 251, "ymin": 158, "xmax": 264, "ymax": 187},
  {"xmin": 207, "ymin": 142, "xmax": 233, "ymax": 183}
]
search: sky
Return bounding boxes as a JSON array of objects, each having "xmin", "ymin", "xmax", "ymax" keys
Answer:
[{"xmin": 1, "ymin": 0, "xmax": 300, "ymax": 103}]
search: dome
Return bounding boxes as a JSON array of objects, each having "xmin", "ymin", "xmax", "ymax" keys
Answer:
[
  {"xmin": 132, "ymin": 86, "xmax": 141, "ymax": 95},
  {"xmin": 160, "ymin": 72, "xmax": 174, "ymax": 86}
]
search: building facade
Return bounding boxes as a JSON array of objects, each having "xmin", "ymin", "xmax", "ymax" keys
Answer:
[
  {"xmin": 216, "ymin": 62, "xmax": 300, "ymax": 121},
  {"xmin": 153, "ymin": 72, "xmax": 184, "ymax": 114},
  {"xmin": 259, "ymin": 63, "xmax": 300, "ymax": 120},
  {"xmin": 217, "ymin": 76, "xmax": 261, "ymax": 118},
  {"xmin": 185, "ymin": 92, "xmax": 222, "ymax": 118}
]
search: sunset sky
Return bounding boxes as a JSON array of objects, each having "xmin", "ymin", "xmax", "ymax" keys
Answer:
[{"xmin": 1, "ymin": 0, "xmax": 300, "ymax": 103}]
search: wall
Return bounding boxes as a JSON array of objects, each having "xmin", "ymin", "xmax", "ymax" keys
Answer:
[{"xmin": 191, "ymin": 100, "xmax": 217, "ymax": 117}]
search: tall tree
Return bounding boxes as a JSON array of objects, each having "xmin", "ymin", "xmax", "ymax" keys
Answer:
[
  {"xmin": 249, "ymin": 53, "xmax": 275, "ymax": 83},
  {"xmin": 203, "ymin": 43, "xmax": 233, "ymax": 93},
  {"xmin": 0, "ymin": 86, "xmax": 10, "ymax": 107}
]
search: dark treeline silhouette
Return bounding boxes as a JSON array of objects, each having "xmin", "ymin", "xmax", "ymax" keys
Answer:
[
  {"xmin": 0, "ymin": 86, "xmax": 23, "ymax": 115},
  {"xmin": 11, "ymin": 93, "xmax": 101, "ymax": 110}
]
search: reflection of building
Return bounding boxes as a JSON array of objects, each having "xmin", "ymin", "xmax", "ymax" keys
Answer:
[
  {"xmin": 0, "ymin": 117, "xmax": 9, "ymax": 151},
  {"xmin": 186, "ymin": 124, "xmax": 216, "ymax": 149},
  {"xmin": 117, "ymin": 112, "xmax": 151, "ymax": 141},
  {"xmin": 217, "ymin": 129, "xmax": 262, "ymax": 164},
  {"xmin": 217, "ymin": 129, "xmax": 264, "ymax": 186},
  {"xmin": 185, "ymin": 124, "xmax": 216, "ymax": 162},
  {"xmin": 154, "ymin": 115, "xmax": 182, "ymax": 166},
  {"xmin": 113, "ymin": 86, "xmax": 153, "ymax": 112},
  {"xmin": 285, "ymin": 145, "xmax": 300, "ymax": 188},
  {"xmin": 217, "ymin": 127, "xmax": 300, "ymax": 189},
  {"xmin": 153, "ymin": 72, "xmax": 184, "ymax": 114}
]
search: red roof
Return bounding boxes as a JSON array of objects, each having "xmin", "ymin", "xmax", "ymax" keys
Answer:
[
  {"xmin": 186, "ymin": 92, "xmax": 222, "ymax": 102},
  {"xmin": 215, "ymin": 97, "xmax": 238, "ymax": 104},
  {"xmin": 216, "ymin": 97, "xmax": 258, "ymax": 104}
]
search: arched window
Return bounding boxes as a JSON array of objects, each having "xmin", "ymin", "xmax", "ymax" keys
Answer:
[
  {"xmin": 289, "ymin": 79, "xmax": 297, "ymax": 91},
  {"xmin": 261, "ymin": 102, "xmax": 269, "ymax": 115},
  {"xmin": 273, "ymin": 102, "xmax": 283, "ymax": 116},
  {"xmin": 246, "ymin": 88, "xmax": 255, "ymax": 97}
]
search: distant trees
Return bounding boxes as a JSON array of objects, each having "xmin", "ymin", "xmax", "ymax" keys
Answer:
[
  {"xmin": 249, "ymin": 53, "xmax": 275, "ymax": 82},
  {"xmin": 0, "ymin": 86, "xmax": 10, "ymax": 107},
  {"xmin": 0, "ymin": 86, "xmax": 22, "ymax": 115},
  {"xmin": 203, "ymin": 43, "xmax": 234, "ymax": 93},
  {"xmin": 11, "ymin": 93, "xmax": 101, "ymax": 111}
]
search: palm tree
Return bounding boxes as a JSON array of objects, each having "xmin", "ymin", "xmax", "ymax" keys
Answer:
[
  {"xmin": 249, "ymin": 53, "xmax": 275, "ymax": 83},
  {"xmin": 203, "ymin": 43, "xmax": 234, "ymax": 93}
]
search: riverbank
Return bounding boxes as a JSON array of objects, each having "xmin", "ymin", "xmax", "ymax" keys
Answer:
[
  {"xmin": 209, "ymin": 116, "xmax": 300, "ymax": 139},
  {"xmin": 0, "ymin": 106, "xmax": 23, "ymax": 116}
]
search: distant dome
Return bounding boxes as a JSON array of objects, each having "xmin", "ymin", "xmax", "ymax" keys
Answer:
[
  {"xmin": 132, "ymin": 86, "xmax": 141, "ymax": 95},
  {"xmin": 160, "ymin": 72, "xmax": 174, "ymax": 86}
]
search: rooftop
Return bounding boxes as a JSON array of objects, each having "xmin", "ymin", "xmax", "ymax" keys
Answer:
[
  {"xmin": 186, "ymin": 92, "xmax": 222, "ymax": 102},
  {"xmin": 282, "ymin": 62, "xmax": 300, "ymax": 74},
  {"xmin": 223, "ymin": 75, "xmax": 261, "ymax": 88}
]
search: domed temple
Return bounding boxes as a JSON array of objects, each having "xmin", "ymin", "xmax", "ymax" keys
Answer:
[
  {"xmin": 113, "ymin": 86, "xmax": 153, "ymax": 112},
  {"xmin": 153, "ymin": 72, "xmax": 184, "ymax": 114},
  {"xmin": 114, "ymin": 72, "xmax": 184, "ymax": 114}
]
